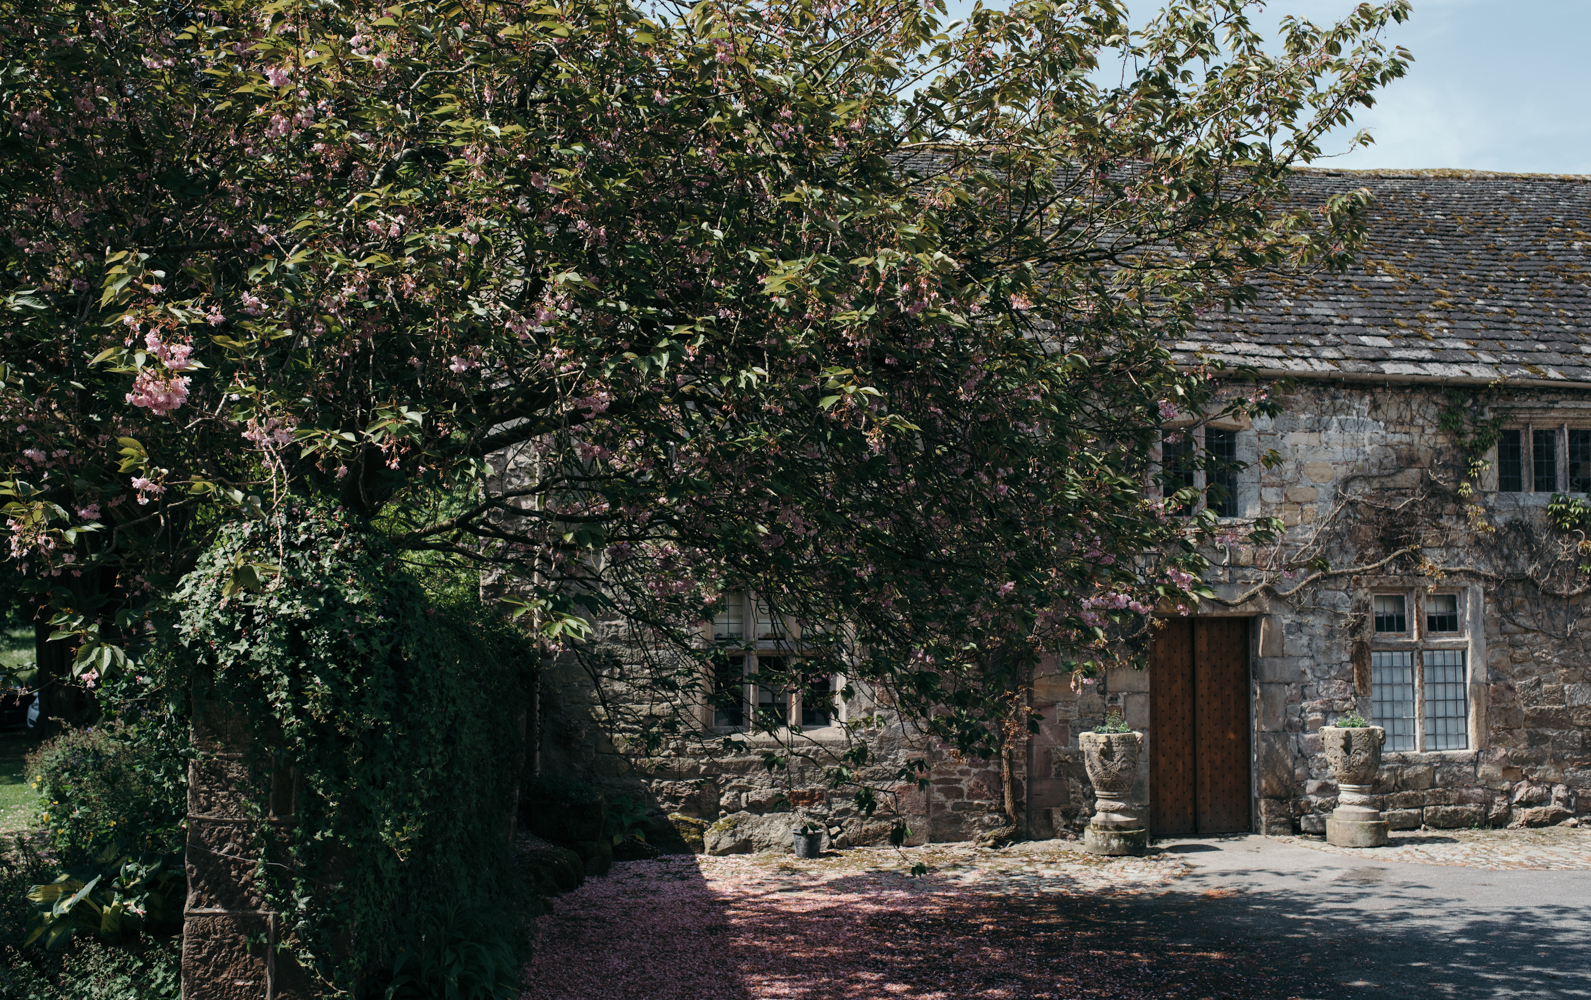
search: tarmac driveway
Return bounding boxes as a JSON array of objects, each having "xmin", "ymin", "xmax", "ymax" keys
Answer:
[{"xmin": 1142, "ymin": 834, "xmax": 1591, "ymax": 998}]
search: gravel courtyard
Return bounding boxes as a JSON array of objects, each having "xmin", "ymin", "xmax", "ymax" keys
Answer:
[{"xmin": 522, "ymin": 831, "xmax": 1591, "ymax": 1000}]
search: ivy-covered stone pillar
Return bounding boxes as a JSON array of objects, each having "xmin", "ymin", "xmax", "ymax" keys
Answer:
[{"xmin": 182, "ymin": 689, "xmax": 315, "ymax": 1000}]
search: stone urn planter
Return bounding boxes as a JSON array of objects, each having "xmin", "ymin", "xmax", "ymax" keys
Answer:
[
  {"xmin": 1080, "ymin": 730, "xmax": 1147, "ymax": 856},
  {"xmin": 1321, "ymin": 725, "xmax": 1389, "ymax": 848}
]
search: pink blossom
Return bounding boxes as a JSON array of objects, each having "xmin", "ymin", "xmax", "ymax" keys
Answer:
[
  {"xmin": 242, "ymin": 416, "xmax": 297, "ymax": 448},
  {"xmin": 125, "ymin": 370, "xmax": 190, "ymax": 415},
  {"xmin": 264, "ymin": 66, "xmax": 292, "ymax": 87},
  {"xmin": 130, "ymin": 476, "xmax": 165, "ymax": 504},
  {"xmin": 145, "ymin": 331, "xmax": 193, "ymax": 370},
  {"xmin": 77, "ymin": 504, "xmax": 100, "ymax": 521}
]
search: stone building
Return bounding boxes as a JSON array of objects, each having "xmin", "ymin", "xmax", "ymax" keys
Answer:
[{"xmin": 536, "ymin": 169, "xmax": 1591, "ymax": 845}]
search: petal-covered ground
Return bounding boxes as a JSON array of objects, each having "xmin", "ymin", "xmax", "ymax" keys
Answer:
[{"xmin": 522, "ymin": 843, "xmax": 1329, "ymax": 1000}]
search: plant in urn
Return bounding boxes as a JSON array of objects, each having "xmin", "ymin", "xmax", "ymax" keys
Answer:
[
  {"xmin": 1321, "ymin": 714, "xmax": 1389, "ymax": 848},
  {"xmin": 1080, "ymin": 712, "xmax": 1147, "ymax": 856}
]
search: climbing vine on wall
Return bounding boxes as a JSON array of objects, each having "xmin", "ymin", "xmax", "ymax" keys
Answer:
[
  {"xmin": 153, "ymin": 502, "xmax": 537, "ymax": 993},
  {"xmin": 1437, "ymin": 387, "xmax": 1506, "ymax": 528}
]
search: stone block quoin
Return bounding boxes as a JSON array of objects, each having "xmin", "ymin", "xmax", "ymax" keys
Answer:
[{"xmin": 183, "ymin": 689, "xmax": 315, "ymax": 1000}]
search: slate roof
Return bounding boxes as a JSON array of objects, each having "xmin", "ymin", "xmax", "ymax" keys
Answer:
[{"xmin": 1176, "ymin": 169, "xmax": 1591, "ymax": 386}]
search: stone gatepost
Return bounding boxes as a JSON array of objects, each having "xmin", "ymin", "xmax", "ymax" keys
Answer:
[{"xmin": 183, "ymin": 690, "xmax": 316, "ymax": 999}]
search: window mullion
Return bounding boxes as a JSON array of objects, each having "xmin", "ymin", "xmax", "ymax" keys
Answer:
[{"xmin": 1561, "ymin": 423, "xmax": 1570, "ymax": 492}]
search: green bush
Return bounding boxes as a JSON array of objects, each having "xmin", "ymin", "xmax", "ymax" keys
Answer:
[
  {"xmin": 379, "ymin": 901, "xmax": 525, "ymax": 1000},
  {"xmin": 25, "ymin": 845, "xmax": 185, "ymax": 950},
  {"xmin": 155, "ymin": 503, "xmax": 538, "ymax": 994},
  {"xmin": 0, "ymin": 840, "xmax": 181, "ymax": 1000},
  {"xmin": 1092, "ymin": 711, "xmax": 1132, "ymax": 734},
  {"xmin": 520, "ymin": 776, "xmax": 606, "ymax": 845},
  {"xmin": 25, "ymin": 721, "xmax": 187, "ymax": 863}
]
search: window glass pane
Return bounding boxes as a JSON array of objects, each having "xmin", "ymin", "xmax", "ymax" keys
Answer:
[
  {"xmin": 1162, "ymin": 431, "xmax": 1196, "ymax": 515},
  {"xmin": 1371, "ymin": 650, "xmax": 1416, "ymax": 752},
  {"xmin": 1498, "ymin": 429, "xmax": 1523, "ymax": 492},
  {"xmin": 1373, "ymin": 595, "xmax": 1407, "ymax": 633},
  {"xmin": 801, "ymin": 669, "xmax": 836, "ymax": 728},
  {"xmin": 1534, "ymin": 428, "xmax": 1558, "ymax": 493},
  {"xmin": 713, "ymin": 593, "xmax": 744, "ymax": 640},
  {"xmin": 754, "ymin": 657, "xmax": 790, "ymax": 727},
  {"xmin": 1205, "ymin": 428, "xmax": 1238, "ymax": 518},
  {"xmin": 1423, "ymin": 650, "xmax": 1469, "ymax": 751},
  {"xmin": 712, "ymin": 657, "xmax": 746, "ymax": 728},
  {"xmin": 1572, "ymin": 430, "xmax": 1591, "ymax": 493},
  {"xmin": 753, "ymin": 598, "xmax": 786, "ymax": 640},
  {"xmin": 1426, "ymin": 594, "xmax": 1460, "ymax": 633}
]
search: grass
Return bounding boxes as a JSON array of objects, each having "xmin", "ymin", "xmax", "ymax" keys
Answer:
[
  {"xmin": 0, "ymin": 624, "xmax": 38, "ymax": 836},
  {"xmin": 0, "ymin": 729, "xmax": 38, "ymax": 837},
  {"xmin": 0, "ymin": 625, "xmax": 35, "ymax": 687}
]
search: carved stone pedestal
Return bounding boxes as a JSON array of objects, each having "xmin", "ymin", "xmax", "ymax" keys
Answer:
[
  {"xmin": 1080, "ymin": 731, "xmax": 1147, "ymax": 856},
  {"xmin": 1321, "ymin": 725, "xmax": 1389, "ymax": 849},
  {"xmin": 1326, "ymin": 782, "xmax": 1389, "ymax": 848},
  {"xmin": 1083, "ymin": 825, "xmax": 1149, "ymax": 855}
]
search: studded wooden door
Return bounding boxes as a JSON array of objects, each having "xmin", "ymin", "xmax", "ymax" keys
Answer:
[
  {"xmin": 1149, "ymin": 618, "xmax": 1251, "ymax": 836},
  {"xmin": 1150, "ymin": 618, "xmax": 1197, "ymax": 835}
]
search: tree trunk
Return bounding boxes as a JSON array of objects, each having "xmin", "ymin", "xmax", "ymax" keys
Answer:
[
  {"xmin": 31, "ymin": 611, "xmax": 73, "ymax": 741},
  {"xmin": 976, "ymin": 738, "xmax": 1023, "ymax": 847}
]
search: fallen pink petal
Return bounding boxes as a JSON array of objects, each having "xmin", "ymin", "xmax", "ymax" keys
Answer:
[{"xmin": 522, "ymin": 847, "xmax": 1327, "ymax": 999}]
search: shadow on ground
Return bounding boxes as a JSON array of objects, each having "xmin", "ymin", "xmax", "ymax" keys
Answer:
[
  {"xmin": 1141, "ymin": 847, "xmax": 1591, "ymax": 999},
  {"xmin": 522, "ymin": 841, "xmax": 1591, "ymax": 999}
]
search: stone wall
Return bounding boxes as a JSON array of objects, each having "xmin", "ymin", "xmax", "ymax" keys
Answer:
[
  {"xmin": 533, "ymin": 615, "xmax": 1038, "ymax": 846},
  {"xmin": 524, "ymin": 379, "xmax": 1591, "ymax": 845},
  {"xmin": 1197, "ymin": 380, "xmax": 1591, "ymax": 835}
]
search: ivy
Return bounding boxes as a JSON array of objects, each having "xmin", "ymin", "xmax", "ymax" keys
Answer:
[
  {"xmin": 152, "ymin": 501, "xmax": 537, "ymax": 993},
  {"xmin": 1438, "ymin": 387, "xmax": 1506, "ymax": 493}
]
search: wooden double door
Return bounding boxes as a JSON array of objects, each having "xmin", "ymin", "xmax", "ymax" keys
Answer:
[{"xmin": 1150, "ymin": 617, "xmax": 1252, "ymax": 836}]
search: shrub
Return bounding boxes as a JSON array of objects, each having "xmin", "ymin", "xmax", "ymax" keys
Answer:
[
  {"xmin": 1092, "ymin": 711, "xmax": 1132, "ymax": 734},
  {"xmin": 0, "ymin": 840, "xmax": 181, "ymax": 1000},
  {"xmin": 1334, "ymin": 713, "xmax": 1370, "ymax": 728},
  {"xmin": 520, "ymin": 776, "xmax": 606, "ymax": 845},
  {"xmin": 155, "ymin": 503, "xmax": 538, "ymax": 993},
  {"xmin": 25, "ymin": 721, "xmax": 187, "ymax": 863},
  {"xmin": 24, "ymin": 845, "xmax": 185, "ymax": 950},
  {"xmin": 379, "ymin": 901, "xmax": 525, "ymax": 1000}
]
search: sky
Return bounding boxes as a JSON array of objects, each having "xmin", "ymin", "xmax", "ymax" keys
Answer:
[{"xmin": 941, "ymin": 1, "xmax": 1591, "ymax": 175}]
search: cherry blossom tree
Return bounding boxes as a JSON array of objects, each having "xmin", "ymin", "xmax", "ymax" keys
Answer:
[{"xmin": 0, "ymin": 0, "xmax": 1408, "ymax": 804}]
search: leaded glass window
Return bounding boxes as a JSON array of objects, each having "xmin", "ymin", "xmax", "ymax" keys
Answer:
[
  {"xmin": 1373, "ymin": 594, "xmax": 1407, "ymax": 633},
  {"xmin": 1426, "ymin": 594, "xmax": 1460, "ymax": 633},
  {"xmin": 1497, "ymin": 429, "xmax": 1523, "ymax": 492},
  {"xmin": 1367, "ymin": 590, "xmax": 1471, "ymax": 753},
  {"xmin": 1371, "ymin": 651, "xmax": 1416, "ymax": 752},
  {"xmin": 1205, "ymin": 427, "xmax": 1238, "ymax": 518},
  {"xmin": 1534, "ymin": 428, "xmax": 1558, "ymax": 493},
  {"xmin": 1423, "ymin": 650, "xmax": 1469, "ymax": 751}
]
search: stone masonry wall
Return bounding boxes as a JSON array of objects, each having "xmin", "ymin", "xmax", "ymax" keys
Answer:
[
  {"xmin": 1202, "ymin": 380, "xmax": 1591, "ymax": 835},
  {"xmin": 525, "ymin": 379, "xmax": 1591, "ymax": 845},
  {"xmin": 183, "ymin": 689, "xmax": 315, "ymax": 1000},
  {"xmin": 534, "ymin": 616, "xmax": 1031, "ymax": 847}
]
